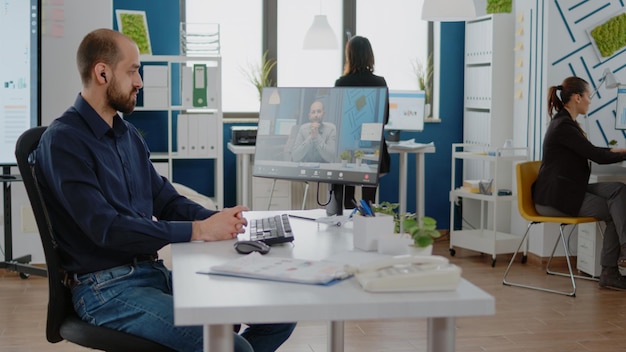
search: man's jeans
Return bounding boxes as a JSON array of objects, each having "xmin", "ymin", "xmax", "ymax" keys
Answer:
[{"xmin": 71, "ymin": 259, "xmax": 295, "ymax": 351}]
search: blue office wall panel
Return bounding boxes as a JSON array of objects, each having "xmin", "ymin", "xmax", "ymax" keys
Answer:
[{"xmin": 173, "ymin": 159, "xmax": 215, "ymax": 197}]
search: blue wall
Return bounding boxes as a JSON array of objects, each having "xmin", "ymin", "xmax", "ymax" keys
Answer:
[{"xmin": 114, "ymin": 0, "xmax": 466, "ymax": 229}]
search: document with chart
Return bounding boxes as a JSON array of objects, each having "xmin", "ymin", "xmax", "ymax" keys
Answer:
[{"xmin": 198, "ymin": 252, "xmax": 352, "ymax": 285}]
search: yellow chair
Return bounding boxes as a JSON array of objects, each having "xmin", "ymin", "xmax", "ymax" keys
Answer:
[{"xmin": 502, "ymin": 161, "xmax": 601, "ymax": 297}]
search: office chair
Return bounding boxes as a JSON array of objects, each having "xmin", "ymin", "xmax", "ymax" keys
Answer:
[
  {"xmin": 502, "ymin": 160, "xmax": 602, "ymax": 297},
  {"xmin": 15, "ymin": 126, "xmax": 174, "ymax": 352}
]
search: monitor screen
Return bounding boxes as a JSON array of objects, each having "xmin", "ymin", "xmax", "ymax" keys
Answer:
[
  {"xmin": 253, "ymin": 87, "xmax": 388, "ymax": 186},
  {"xmin": 615, "ymin": 86, "xmax": 626, "ymax": 130},
  {"xmin": 0, "ymin": 0, "xmax": 40, "ymax": 165},
  {"xmin": 385, "ymin": 90, "xmax": 425, "ymax": 132}
]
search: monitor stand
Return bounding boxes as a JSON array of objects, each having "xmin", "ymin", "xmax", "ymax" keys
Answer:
[{"xmin": 325, "ymin": 183, "xmax": 344, "ymax": 216}]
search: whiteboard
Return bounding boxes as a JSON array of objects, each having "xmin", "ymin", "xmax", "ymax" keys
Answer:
[
  {"xmin": 616, "ymin": 86, "xmax": 626, "ymax": 130},
  {"xmin": 42, "ymin": 0, "xmax": 112, "ymax": 126}
]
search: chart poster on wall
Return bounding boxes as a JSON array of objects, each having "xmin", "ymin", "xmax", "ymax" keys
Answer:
[
  {"xmin": 615, "ymin": 86, "xmax": 626, "ymax": 130},
  {"xmin": 385, "ymin": 90, "xmax": 425, "ymax": 132},
  {"xmin": 0, "ymin": 0, "xmax": 39, "ymax": 165}
]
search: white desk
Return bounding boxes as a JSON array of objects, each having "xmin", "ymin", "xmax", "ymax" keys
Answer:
[
  {"xmin": 226, "ymin": 143, "xmax": 255, "ymax": 207},
  {"xmin": 172, "ymin": 210, "xmax": 494, "ymax": 352},
  {"xmin": 387, "ymin": 142, "xmax": 436, "ymax": 231}
]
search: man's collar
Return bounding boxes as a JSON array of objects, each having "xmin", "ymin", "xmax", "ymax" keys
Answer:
[{"xmin": 73, "ymin": 94, "xmax": 128, "ymax": 139}]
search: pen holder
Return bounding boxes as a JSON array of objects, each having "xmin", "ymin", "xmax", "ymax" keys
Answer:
[{"xmin": 353, "ymin": 214, "xmax": 394, "ymax": 251}]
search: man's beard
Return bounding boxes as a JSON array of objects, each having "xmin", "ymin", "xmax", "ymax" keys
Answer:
[{"xmin": 106, "ymin": 76, "xmax": 137, "ymax": 114}]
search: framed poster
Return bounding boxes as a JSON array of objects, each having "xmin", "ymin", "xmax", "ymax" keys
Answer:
[{"xmin": 115, "ymin": 10, "xmax": 152, "ymax": 55}]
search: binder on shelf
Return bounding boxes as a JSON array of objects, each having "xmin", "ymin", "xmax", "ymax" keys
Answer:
[
  {"xmin": 143, "ymin": 87, "xmax": 169, "ymax": 109},
  {"xmin": 176, "ymin": 114, "xmax": 189, "ymax": 156},
  {"xmin": 193, "ymin": 64, "xmax": 207, "ymax": 107},
  {"xmin": 181, "ymin": 66, "xmax": 194, "ymax": 108},
  {"xmin": 188, "ymin": 114, "xmax": 200, "ymax": 155},
  {"xmin": 182, "ymin": 64, "xmax": 218, "ymax": 109},
  {"xmin": 198, "ymin": 252, "xmax": 351, "ymax": 285},
  {"xmin": 142, "ymin": 65, "xmax": 169, "ymax": 109},
  {"xmin": 205, "ymin": 65, "xmax": 218, "ymax": 109},
  {"xmin": 142, "ymin": 65, "xmax": 168, "ymax": 87}
]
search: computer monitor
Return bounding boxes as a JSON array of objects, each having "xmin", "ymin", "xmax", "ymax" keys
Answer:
[
  {"xmin": 615, "ymin": 86, "xmax": 626, "ymax": 130},
  {"xmin": 0, "ymin": 0, "xmax": 40, "ymax": 165},
  {"xmin": 384, "ymin": 90, "xmax": 425, "ymax": 142},
  {"xmin": 253, "ymin": 87, "xmax": 388, "ymax": 214}
]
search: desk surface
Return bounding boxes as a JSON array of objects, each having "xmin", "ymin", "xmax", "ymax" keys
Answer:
[{"xmin": 172, "ymin": 210, "xmax": 494, "ymax": 327}]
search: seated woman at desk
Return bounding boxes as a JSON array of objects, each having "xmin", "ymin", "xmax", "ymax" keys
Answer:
[{"xmin": 533, "ymin": 76, "xmax": 626, "ymax": 290}]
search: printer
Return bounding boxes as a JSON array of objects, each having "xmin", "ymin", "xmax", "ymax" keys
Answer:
[{"xmin": 231, "ymin": 126, "xmax": 257, "ymax": 145}]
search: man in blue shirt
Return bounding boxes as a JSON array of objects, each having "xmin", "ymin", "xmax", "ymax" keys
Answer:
[{"xmin": 34, "ymin": 28, "xmax": 295, "ymax": 352}]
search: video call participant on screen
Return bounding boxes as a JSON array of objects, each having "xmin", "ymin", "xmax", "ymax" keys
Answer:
[
  {"xmin": 334, "ymin": 35, "xmax": 390, "ymax": 209},
  {"xmin": 291, "ymin": 100, "xmax": 337, "ymax": 163},
  {"xmin": 533, "ymin": 76, "xmax": 626, "ymax": 291},
  {"xmin": 34, "ymin": 28, "xmax": 295, "ymax": 352}
]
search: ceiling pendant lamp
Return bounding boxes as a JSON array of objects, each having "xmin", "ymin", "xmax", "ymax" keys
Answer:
[
  {"xmin": 303, "ymin": 11, "xmax": 338, "ymax": 50},
  {"xmin": 421, "ymin": 0, "xmax": 479, "ymax": 22}
]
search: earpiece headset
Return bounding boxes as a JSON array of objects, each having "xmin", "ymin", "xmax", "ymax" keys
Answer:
[{"xmin": 101, "ymin": 72, "xmax": 107, "ymax": 83}]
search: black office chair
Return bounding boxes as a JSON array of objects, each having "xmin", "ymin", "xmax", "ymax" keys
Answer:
[{"xmin": 15, "ymin": 126, "xmax": 174, "ymax": 352}]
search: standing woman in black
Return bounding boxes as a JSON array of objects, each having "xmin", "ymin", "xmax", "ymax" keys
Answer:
[{"xmin": 334, "ymin": 35, "xmax": 390, "ymax": 208}]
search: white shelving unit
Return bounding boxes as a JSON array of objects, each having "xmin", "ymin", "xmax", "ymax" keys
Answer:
[
  {"xmin": 463, "ymin": 13, "xmax": 514, "ymax": 149},
  {"xmin": 134, "ymin": 55, "xmax": 223, "ymax": 209},
  {"xmin": 449, "ymin": 143, "xmax": 527, "ymax": 267}
]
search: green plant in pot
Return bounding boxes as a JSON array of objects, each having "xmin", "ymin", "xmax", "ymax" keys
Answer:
[
  {"xmin": 405, "ymin": 215, "xmax": 441, "ymax": 248},
  {"xmin": 339, "ymin": 150, "xmax": 351, "ymax": 161},
  {"xmin": 353, "ymin": 150, "xmax": 364, "ymax": 159},
  {"xmin": 372, "ymin": 202, "xmax": 440, "ymax": 249},
  {"xmin": 239, "ymin": 50, "xmax": 277, "ymax": 100}
]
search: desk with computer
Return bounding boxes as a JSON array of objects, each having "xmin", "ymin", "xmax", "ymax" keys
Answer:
[
  {"xmin": 174, "ymin": 87, "xmax": 493, "ymax": 352},
  {"xmin": 172, "ymin": 208, "xmax": 494, "ymax": 352}
]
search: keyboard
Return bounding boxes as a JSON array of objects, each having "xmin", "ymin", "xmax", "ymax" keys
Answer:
[{"xmin": 248, "ymin": 214, "xmax": 294, "ymax": 245}]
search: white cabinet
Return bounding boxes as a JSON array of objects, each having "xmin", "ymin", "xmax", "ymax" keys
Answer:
[
  {"xmin": 134, "ymin": 55, "xmax": 223, "ymax": 208},
  {"xmin": 577, "ymin": 222, "xmax": 603, "ymax": 278},
  {"xmin": 449, "ymin": 143, "xmax": 527, "ymax": 266},
  {"xmin": 252, "ymin": 177, "xmax": 291, "ymax": 211},
  {"xmin": 463, "ymin": 14, "xmax": 514, "ymax": 151}
]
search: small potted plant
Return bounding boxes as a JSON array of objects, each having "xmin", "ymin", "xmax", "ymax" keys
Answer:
[
  {"xmin": 372, "ymin": 202, "xmax": 440, "ymax": 255},
  {"xmin": 339, "ymin": 150, "xmax": 351, "ymax": 166},
  {"xmin": 239, "ymin": 51, "xmax": 277, "ymax": 101},
  {"xmin": 406, "ymin": 215, "xmax": 441, "ymax": 255},
  {"xmin": 411, "ymin": 53, "xmax": 433, "ymax": 117},
  {"xmin": 353, "ymin": 150, "xmax": 364, "ymax": 167}
]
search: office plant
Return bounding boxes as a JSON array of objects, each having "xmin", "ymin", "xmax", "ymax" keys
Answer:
[
  {"xmin": 411, "ymin": 53, "xmax": 433, "ymax": 104},
  {"xmin": 372, "ymin": 201, "xmax": 441, "ymax": 249},
  {"xmin": 240, "ymin": 51, "xmax": 277, "ymax": 100}
]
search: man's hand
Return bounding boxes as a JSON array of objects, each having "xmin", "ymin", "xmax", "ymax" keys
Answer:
[
  {"xmin": 190, "ymin": 205, "xmax": 249, "ymax": 241},
  {"xmin": 310, "ymin": 122, "xmax": 320, "ymax": 138}
]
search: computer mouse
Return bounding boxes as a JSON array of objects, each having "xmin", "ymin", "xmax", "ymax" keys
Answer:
[{"xmin": 234, "ymin": 240, "xmax": 271, "ymax": 255}]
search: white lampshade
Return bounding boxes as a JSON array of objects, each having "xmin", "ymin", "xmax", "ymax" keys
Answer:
[
  {"xmin": 303, "ymin": 15, "xmax": 338, "ymax": 50},
  {"xmin": 422, "ymin": 0, "xmax": 479, "ymax": 22},
  {"xmin": 603, "ymin": 68, "xmax": 621, "ymax": 89}
]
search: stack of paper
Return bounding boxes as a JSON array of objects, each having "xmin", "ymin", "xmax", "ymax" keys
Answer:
[{"xmin": 198, "ymin": 252, "xmax": 352, "ymax": 285}]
